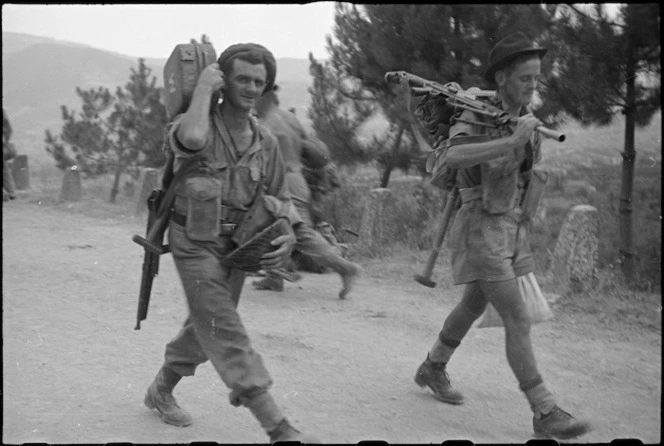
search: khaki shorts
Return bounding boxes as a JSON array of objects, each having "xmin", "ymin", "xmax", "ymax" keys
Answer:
[{"xmin": 449, "ymin": 199, "xmax": 534, "ymax": 284}]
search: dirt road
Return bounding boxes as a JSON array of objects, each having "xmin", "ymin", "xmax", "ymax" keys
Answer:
[{"xmin": 2, "ymin": 200, "xmax": 661, "ymax": 444}]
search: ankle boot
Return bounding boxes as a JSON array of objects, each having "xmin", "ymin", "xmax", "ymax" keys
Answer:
[
  {"xmin": 533, "ymin": 405, "xmax": 592, "ymax": 439},
  {"xmin": 252, "ymin": 275, "xmax": 285, "ymax": 291},
  {"xmin": 144, "ymin": 366, "xmax": 193, "ymax": 427},
  {"xmin": 244, "ymin": 390, "xmax": 320, "ymax": 443},
  {"xmin": 414, "ymin": 354, "xmax": 464, "ymax": 405},
  {"xmin": 269, "ymin": 418, "xmax": 321, "ymax": 444},
  {"xmin": 339, "ymin": 262, "xmax": 361, "ymax": 299}
]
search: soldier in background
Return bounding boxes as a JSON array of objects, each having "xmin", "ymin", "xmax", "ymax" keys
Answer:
[
  {"xmin": 3, "ymin": 108, "xmax": 18, "ymax": 201},
  {"xmin": 253, "ymin": 85, "xmax": 361, "ymax": 298}
]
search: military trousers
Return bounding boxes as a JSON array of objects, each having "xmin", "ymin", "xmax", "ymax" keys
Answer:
[
  {"xmin": 162, "ymin": 220, "xmax": 273, "ymax": 406},
  {"xmin": 290, "ymin": 198, "xmax": 354, "ymax": 274}
]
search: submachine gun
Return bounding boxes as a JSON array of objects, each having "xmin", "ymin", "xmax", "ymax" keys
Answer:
[
  {"xmin": 384, "ymin": 71, "xmax": 565, "ymax": 143},
  {"xmin": 132, "ymin": 153, "xmax": 176, "ymax": 330},
  {"xmin": 384, "ymin": 71, "xmax": 565, "ymax": 288}
]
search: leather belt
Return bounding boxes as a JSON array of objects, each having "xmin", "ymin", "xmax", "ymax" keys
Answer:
[{"xmin": 170, "ymin": 209, "xmax": 238, "ymax": 236}]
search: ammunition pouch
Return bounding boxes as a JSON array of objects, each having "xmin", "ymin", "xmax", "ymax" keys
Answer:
[
  {"xmin": 520, "ymin": 168, "xmax": 549, "ymax": 221},
  {"xmin": 183, "ymin": 176, "xmax": 223, "ymax": 242}
]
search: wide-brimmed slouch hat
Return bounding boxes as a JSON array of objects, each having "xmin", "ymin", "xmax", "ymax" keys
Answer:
[{"xmin": 484, "ymin": 32, "xmax": 548, "ymax": 84}]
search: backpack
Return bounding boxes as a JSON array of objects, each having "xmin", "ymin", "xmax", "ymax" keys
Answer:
[
  {"xmin": 163, "ymin": 43, "xmax": 217, "ymax": 120},
  {"xmin": 413, "ymin": 92, "xmax": 462, "ymax": 191}
]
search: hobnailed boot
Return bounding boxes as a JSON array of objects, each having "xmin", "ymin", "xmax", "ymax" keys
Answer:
[
  {"xmin": 252, "ymin": 275, "xmax": 285, "ymax": 292},
  {"xmin": 338, "ymin": 263, "xmax": 361, "ymax": 300},
  {"xmin": 144, "ymin": 366, "xmax": 193, "ymax": 427},
  {"xmin": 414, "ymin": 354, "xmax": 464, "ymax": 405},
  {"xmin": 533, "ymin": 405, "xmax": 592, "ymax": 439},
  {"xmin": 245, "ymin": 390, "xmax": 320, "ymax": 444},
  {"xmin": 271, "ymin": 268, "xmax": 303, "ymax": 283},
  {"xmin": 269, "ymin": 418, "xmax": 321, "ymax": 444}
]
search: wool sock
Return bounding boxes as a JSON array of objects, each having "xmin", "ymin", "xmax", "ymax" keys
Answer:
[
  {"xmin": 524, "ymin": 382, "xmax": 557, "ymax": 416},
  {"xmin": 428, "ymin": 335, "xmax": 459, "ymax": 364}
]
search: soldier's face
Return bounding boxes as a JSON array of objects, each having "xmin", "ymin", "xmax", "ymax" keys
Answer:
[
  {"xmin": 224, "ymin": 59, "xmax": 268, "ymax": 112},
  {"xmin": 498, "ymin": 57, "xmax": 542, "ymax": 108}
]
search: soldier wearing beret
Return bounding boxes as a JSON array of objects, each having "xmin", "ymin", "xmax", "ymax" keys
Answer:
[
  {"xmin": 253, "ymin": 86, "xmax": 361, "ymax": 298},
  {"xmin": 143, "ymin": 43, "xmax": 318, "ymax": 443},
  {"xmin": 413, "ymin": 33, "xmax": 591, "ymax": 440}
]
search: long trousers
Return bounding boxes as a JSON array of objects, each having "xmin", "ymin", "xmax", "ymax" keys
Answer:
[
  {"xmin": 162, "ymin": 221, "xmax": 273, "ymax": 406},
  {"xmin": 270, "ymin": 198, "xmax": 355, "ymax": 278}
]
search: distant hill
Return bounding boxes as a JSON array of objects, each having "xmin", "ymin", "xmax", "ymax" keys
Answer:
[{"xmin": 2, "ymin": 32, "xmax": 314, "ymax": 167}]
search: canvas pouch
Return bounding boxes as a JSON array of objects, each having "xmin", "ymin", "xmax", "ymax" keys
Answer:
[
  {"xmin": 184, "ymin": 176, "xmax": 222, "ymax": 241},
  {"xmin": 520, "ymin": 167, "xmax": 549, "ymax": 220}
]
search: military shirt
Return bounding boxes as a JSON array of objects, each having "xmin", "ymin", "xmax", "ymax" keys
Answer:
[
  {"xmin": 168, "ymin": 105, "xmax": 300, "ymax": 224},
  {"xmin": 449, "ymin": 96, "xmax": 542, "ymax": 214}
]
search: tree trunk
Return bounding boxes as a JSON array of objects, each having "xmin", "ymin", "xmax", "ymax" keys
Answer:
[
  {"xmin": 380, "ymin": 165, "xmax": 393, "ymax": 188},
  {"xmin": 619, "ymin": 29, "xmax": 637, "ymax": 284},
  {"xmin": 379, "ymin": 124, "xmax": 405, "ymax": 188},
  {"xmin": 110, "ymin": 164, "xmax": 123, "ymax": 204}
]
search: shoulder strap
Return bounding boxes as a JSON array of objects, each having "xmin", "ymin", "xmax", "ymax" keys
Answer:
[{"xmin": 250, "ymin": 115, "xmax": 269, "ymax": 187}]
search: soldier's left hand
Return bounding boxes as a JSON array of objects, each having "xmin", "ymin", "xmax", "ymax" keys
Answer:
[{"xmin": 259, "ymin": 225, "xmax": 296, "ymax": 269}]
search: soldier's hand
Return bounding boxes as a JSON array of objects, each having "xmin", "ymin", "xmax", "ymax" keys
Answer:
[
  {"xmin": 259, "ymin": 224, "xmax": 296, "ymax": 270},
  {"xmin": 510, "ymin": 113, "xmax": 541, "ymax": 147},
  {"xmin": 197, "ymin": 63, "xmax": 226, "ymax": 92}
]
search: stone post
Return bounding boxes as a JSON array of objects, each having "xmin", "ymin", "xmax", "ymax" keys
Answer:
[
  {"xmin": 357, "ymin": 187, "xmax": 392, "ymax": 251},
  {"xmin": 548, "ymin": 204, "xmax": 600, "ymax": 294},
  {"xmin": 11, "ymin": 154, "xmax": 30, "ymax": 190},
  {"xmin": 135, "ymin": 168, "xmax": 160, "ymax": 216},
  {"xmin": 60, "ymin": 166, "xmax": 82, "ymax": 202},
  {"xmin": 547, "ymin": 167, "xmax": 567, "ymax": 192}
]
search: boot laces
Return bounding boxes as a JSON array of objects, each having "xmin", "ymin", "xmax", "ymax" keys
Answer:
[
  {"xmin": 430, "ymin": 361, "xmax": 452, "ymax": 385},
  {"xmin": 157, "ymin": 388, "xmax": 182, "ymax": 409}
]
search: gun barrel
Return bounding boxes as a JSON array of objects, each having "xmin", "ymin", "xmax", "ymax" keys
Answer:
[
  {"xmin": 535, "ymin": 126, "xmax": 566, "ymax": 142},
  {"xmin": 387, "ymin": 70, "xmax": 566, "ymax": 144}
]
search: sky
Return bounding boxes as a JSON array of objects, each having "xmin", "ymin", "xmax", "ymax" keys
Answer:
[{"xmin": 1, "ymin": 3, "xmax": 339, "ymax": 60}]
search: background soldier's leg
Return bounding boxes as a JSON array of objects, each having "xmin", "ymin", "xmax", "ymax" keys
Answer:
[{"xmin": 294, "ymin": 222, "xmax": 361, "ymax": 298}]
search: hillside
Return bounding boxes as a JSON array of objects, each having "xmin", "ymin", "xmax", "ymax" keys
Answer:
[{"xmin": 2, "ymin": 32, "xmax": 313, "ymax": 168}]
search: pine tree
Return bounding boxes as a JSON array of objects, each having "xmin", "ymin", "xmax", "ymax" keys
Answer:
[
  {"xmin": 545, "ymin": 4, "xmax": 660, "ymax": 283},
  {"xmin": 45, "ymin": 59, "xmax": 168, "ymax": 203},
  {"xmin": 309, "ymin": 4, "xmax": 556, "ymax": 187}
]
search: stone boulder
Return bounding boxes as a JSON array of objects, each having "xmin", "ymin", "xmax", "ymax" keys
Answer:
[
  {"xmin": 357, "ymin": 187, "xmax": 391, "ymax": 251},
  {"xmin": 548, "ymin": 204, "xmax": 600, "ymax": 294}
]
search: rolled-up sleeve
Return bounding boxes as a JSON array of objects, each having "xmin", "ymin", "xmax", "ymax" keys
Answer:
[
  {"xmin": 449, "ymin": 110, "xmax": 478, "ymax": 139},
  {"xmin": 168, "ymin": 114, "xmax": 207, "ymax": 159}
]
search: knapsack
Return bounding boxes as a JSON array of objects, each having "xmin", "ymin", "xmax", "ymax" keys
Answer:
[
  {"xmin": 163, "ymin": 43, "xmax": 217, "ymax": 120},
  {"xmin": 413, "ymin": 92, "xmax": 462, "ymax": 191}
]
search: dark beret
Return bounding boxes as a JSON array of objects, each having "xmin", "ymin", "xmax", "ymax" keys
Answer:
[{"xmin": 217, "ymin": 43, "xmax": 277, "ymax": 93}]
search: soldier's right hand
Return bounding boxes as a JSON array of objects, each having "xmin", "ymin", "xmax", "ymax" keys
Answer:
[
  {"xmin": 197, "ymin": 63, "xmax": 226, "ymax": 92},
  {"xmin": 510, "ymin": 113, "xmax": 541, "ymax": 147}
]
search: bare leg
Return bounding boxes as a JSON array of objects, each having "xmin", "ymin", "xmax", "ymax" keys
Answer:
[{"xmin": 429, "ymin": 282, "xmax": 488, "ymax": 363}]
